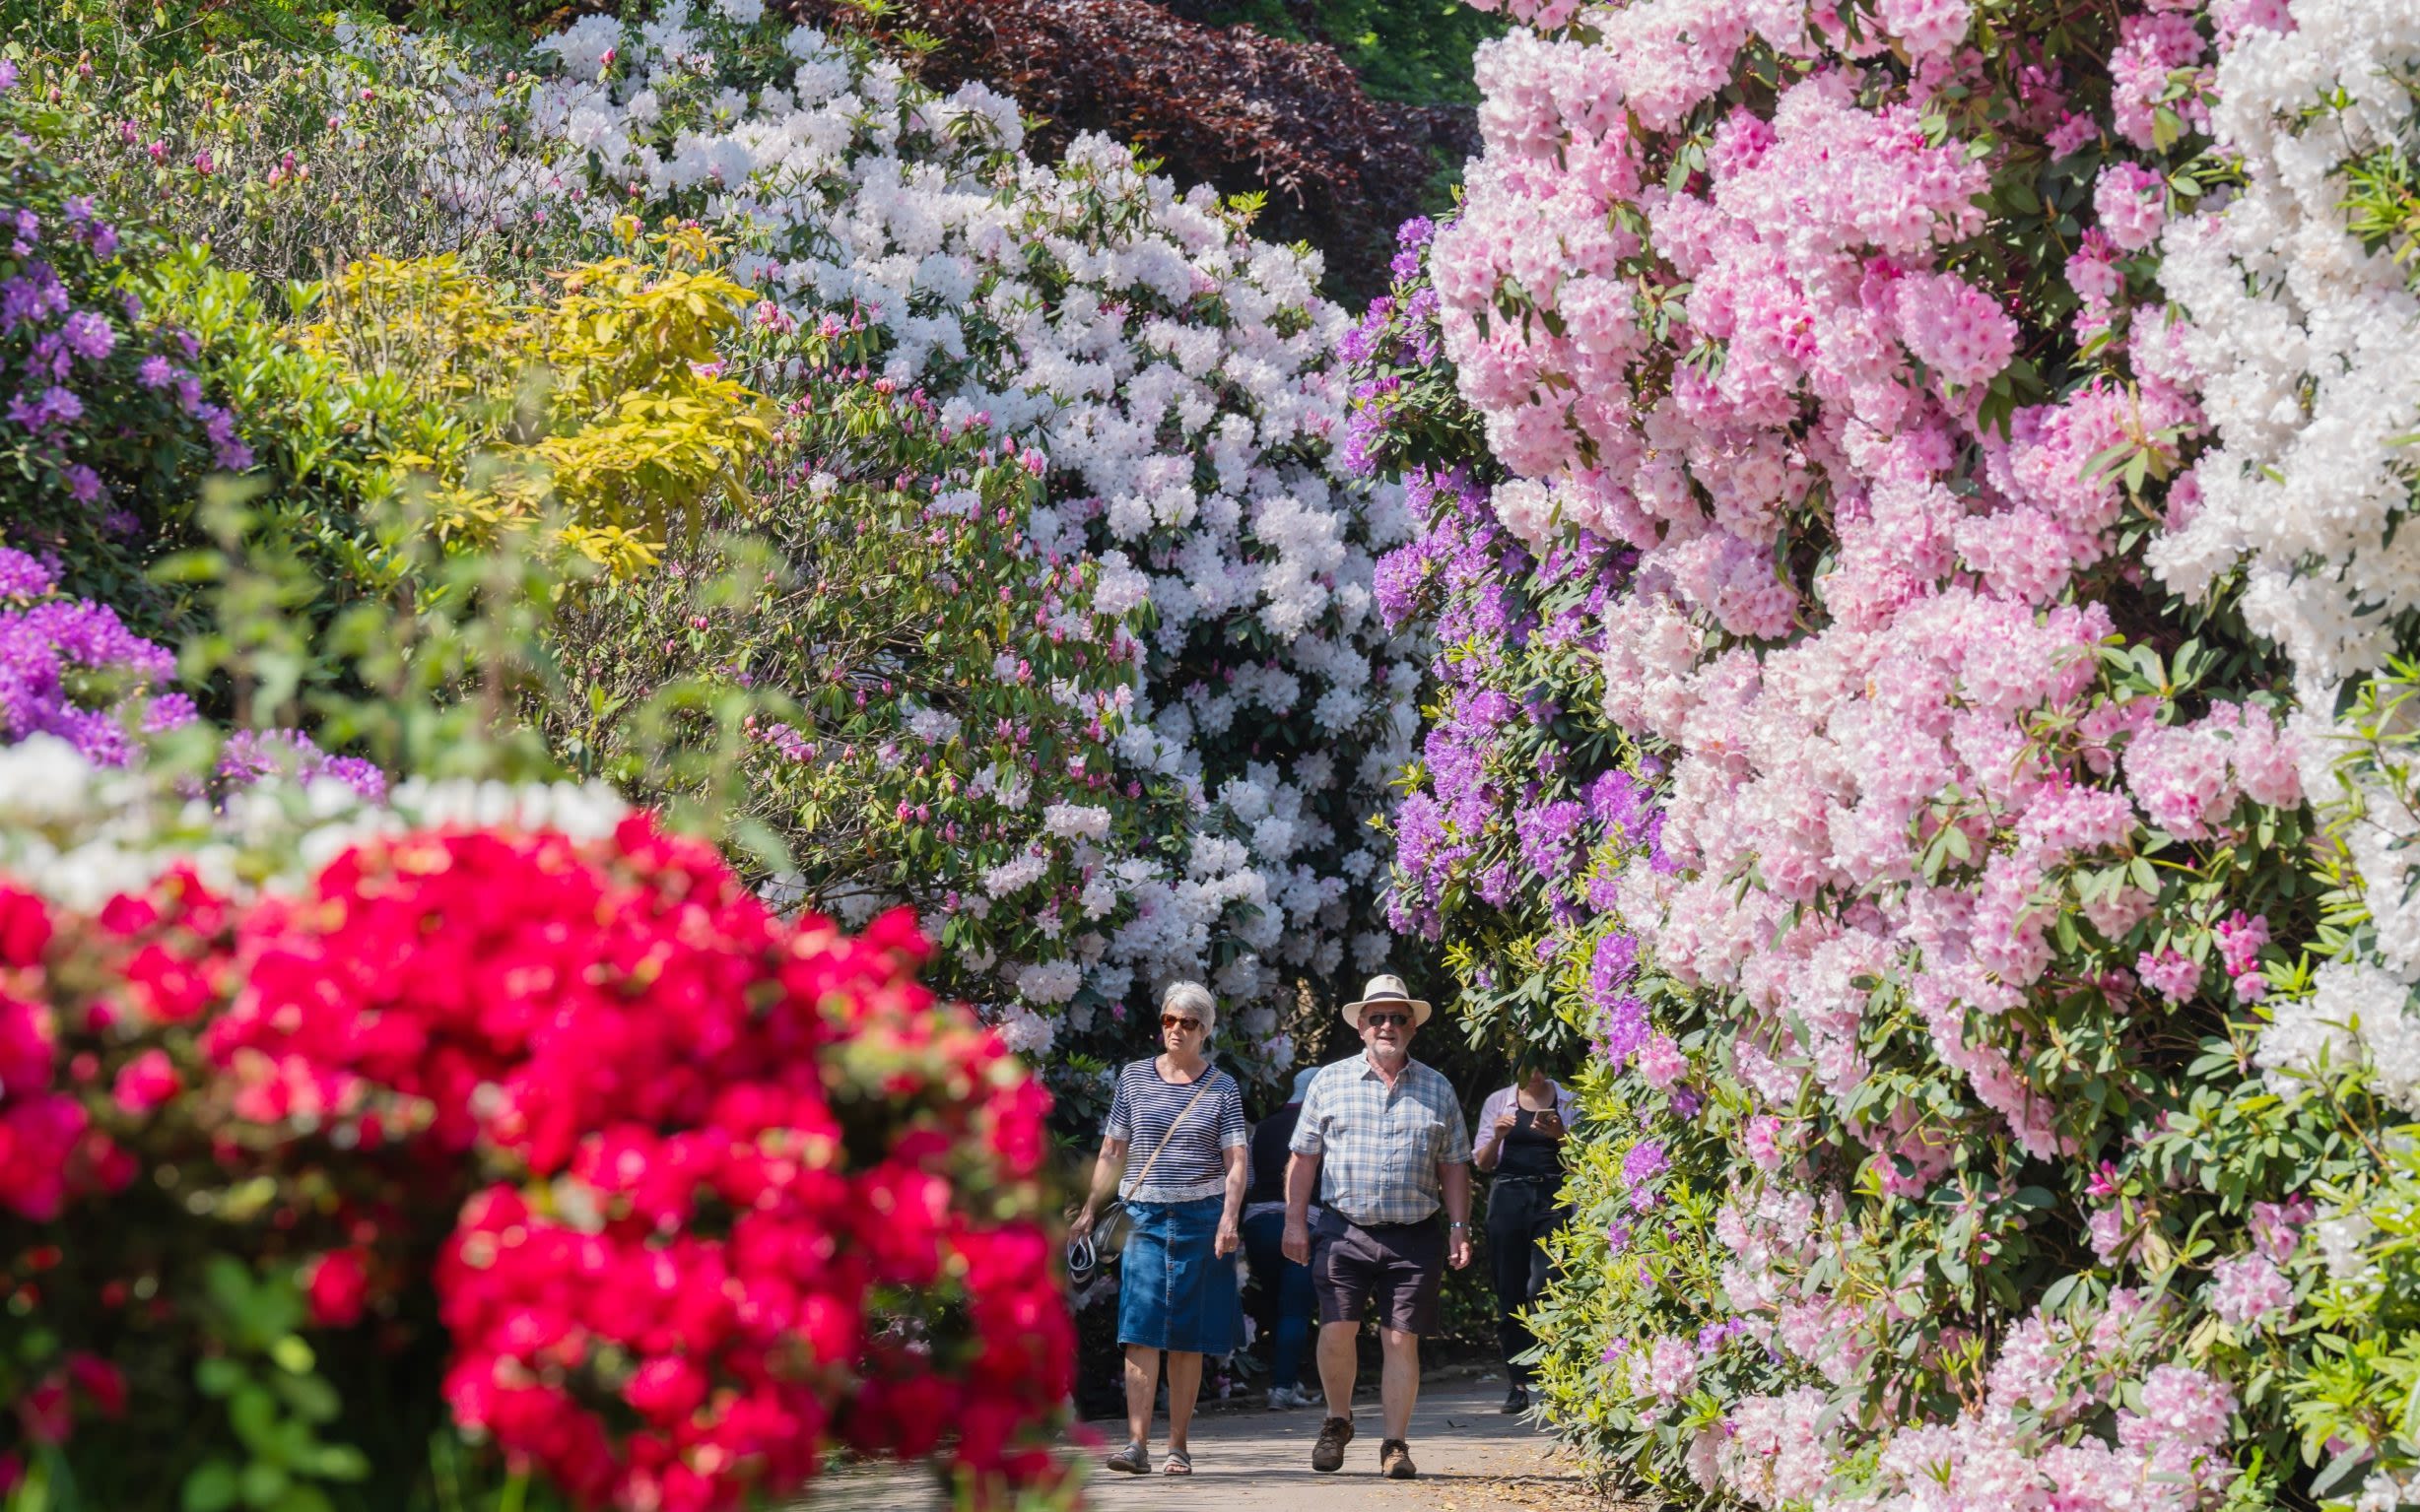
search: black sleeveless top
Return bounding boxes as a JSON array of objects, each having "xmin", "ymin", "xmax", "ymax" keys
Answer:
[{"xmin": 1494, "ymin": 1108, "xmax": 1561, "ymax": 1179}]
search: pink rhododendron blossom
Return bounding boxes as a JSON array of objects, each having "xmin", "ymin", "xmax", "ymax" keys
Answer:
[
  {"xmin": 1636, "ymin": 1033, "xmax": 1687, "ymax": 1089},
  {"xmin": 2209, "ymin": 1251, "xmax": 2293, "ymax": 1327},
  {"xmin": 2137, "ymin": 947, "xmax": 2203, "ymax": 1004},
  {"xmin": 1630, "ymin": 1335, "xmax": 1699, "ymax": 1405},
  {"xmin": 1896, "ymin": 271, "xmax": 2018, "ymax": 388},
  {"xmin": 2095, "ymin": 161, "xmax": 2170, "ymax": 250}
]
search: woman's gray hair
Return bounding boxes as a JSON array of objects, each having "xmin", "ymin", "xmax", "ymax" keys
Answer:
[{"xmin": 1161, "ymin": 980, "xmax": 1217, "ymax": 1032}]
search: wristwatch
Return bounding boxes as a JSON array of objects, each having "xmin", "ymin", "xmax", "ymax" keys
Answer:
[{"xmin": 1448, "ymin": 1220, "xmax": 1468, "ymax": 1231}]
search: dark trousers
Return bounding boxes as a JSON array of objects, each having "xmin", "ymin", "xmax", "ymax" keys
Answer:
[
  {"xmin": 1240, "ymin": 1210, "xmax": 1313, "ymax": 1388},
  {"xmin": 1485, "ymin": 1177, "xmax": 1568, "ymax": 1384}
]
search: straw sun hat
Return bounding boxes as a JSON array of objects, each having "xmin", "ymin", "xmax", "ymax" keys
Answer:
[{"xmin": 1340, "ymin": 973, "xmax": 1432, "ymax": 1029}]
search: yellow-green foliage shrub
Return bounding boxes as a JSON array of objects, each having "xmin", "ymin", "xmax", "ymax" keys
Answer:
[{"xmin": 150, "ymin": 218, "xmax": 773, "ymax": 586}]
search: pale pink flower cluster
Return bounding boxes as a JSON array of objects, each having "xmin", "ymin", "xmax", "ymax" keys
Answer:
[
  {"xmin": 2090, "ymin": 1203, "xmax": 2145, "ymax": 1263},
  {"xmin": 1437, "ymin": 0, "xmax": 2233, "ymax": 1207},
  {"xmin": 2124, "ymin": 703, "xmax": 2302, "ymax": 840},
  {"xmin": 1856, "ymin": 1364, "xmax": 2235, "ymax": 1512},
  {"xmin": 2095, "ymin": 161, "xmax": 2172, "ymax": 251},
  {"xmin": 2108, "ymin": 13, "xmax": 2215, "ymax": 149},
  {"xmin": 2135, "ymin": 947, "xmax": 2204, "ymax": 1004},
  {"xmin": 1712, "ymin": 1386, "xmax": 1836, "ymax": 1504},
  {"xmin": 1897, "ymin": 271, "xmax": 2020, "ymax": 389},
  {"xmin": 1628, "ymin": 1335, "xmax": 1700, "ymax": 1405},
  {"xmin": 2208, "ymin": 1251, "xmax": 2294, "ymax": 1327},
  {"xmin": 1716, "ymin": 1296, "xmax": 2234, "ymax": 1512}
]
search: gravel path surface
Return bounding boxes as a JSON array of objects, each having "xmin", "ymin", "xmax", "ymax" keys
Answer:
[{"xmin": 807, "ymin": 1379, "xmax": 1616, "ymax": 1511}]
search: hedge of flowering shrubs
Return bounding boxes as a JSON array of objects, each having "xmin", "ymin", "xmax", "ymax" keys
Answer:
[
  {"xmin": 0, "ymin": 740, "xmax": 1068, "ymax": 1511},
  {"xmin": 210, "ymin": 2, "xmax": 1426, "ymax": 1093},
  {"xmin": 1351, "ymin": 0, "xmax": 2420, "ymax": 1506},
  {"xmin": 16, "ymin": 0, "xmax": 1441, "ymax": 1099}
]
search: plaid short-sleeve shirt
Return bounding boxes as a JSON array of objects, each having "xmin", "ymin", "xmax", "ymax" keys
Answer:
[{"xmin": 1288, "ymin": 1054, "xmax": 1471, "ymax": 1226}]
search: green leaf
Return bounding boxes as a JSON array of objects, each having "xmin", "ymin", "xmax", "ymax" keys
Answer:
[
  {"xmin": 196, "ymin": 1358, "xmax": 246, "ymax": 1400},
  {"xmin": 271, "ymin": 1372, "xmax": 341, "ymax": 1426},
  {"xmin": 2311, "ymin": 1448, "xmax": 2370, "ymax": 1499},
  {"xmin": 311, "ymin": 1445, "xmax": 370, "ymax": 1483},
  {"xmin": 237, "ymin": 1459, "xmax": 291, "ymax": 1511},
  {"xmin": 183, "ymin": 1461, "xmax": 241, "ymax": 1512},
  {"xmin": 228, "ymin": 1384, "xmax": 282, "ymax": 1456}
]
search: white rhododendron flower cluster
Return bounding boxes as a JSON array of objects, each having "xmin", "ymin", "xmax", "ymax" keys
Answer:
[
  {"xmin": 0, "ymin": 734, "xmax": 629, "ymax": 911},
  {"xmin": 2155, "ymin": 0, "xmax": 2420, "ymax": 693},
  {"xmin": 2151, "ymin": 0, "xmax": 2420, "ymax": 1087},
  {"xmin": 325, "ymin": 4, "xmax": 1421, "ymax": 1077}
]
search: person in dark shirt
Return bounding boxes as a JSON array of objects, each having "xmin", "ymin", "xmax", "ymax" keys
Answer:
[
  {"xmin": 1241, "ymin": 1066, "xmax": 1319, "ymax": 1408},
  {"xmin": 1472, "ymin": 1054, "xmax": 1578, "ymax": 1414}
]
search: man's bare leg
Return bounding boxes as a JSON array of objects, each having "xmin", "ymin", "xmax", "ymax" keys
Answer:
[
  {"xmin": 1316, "ymin": 1319, "xmax": 1359, "ymax": 1419},
  {"xmin": 1378, "ymin": 1328, "xmax": 1420, "ymax": 1441}
]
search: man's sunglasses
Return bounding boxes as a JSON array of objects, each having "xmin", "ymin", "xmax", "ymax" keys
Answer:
[
  {"xmin": 1363, "ymin": 1012, "xmax": 1412, "ymax": 1028},
  {"xmin": 1160, "ymin": 1014, "xmax": 1205, "ymax": 1031}
]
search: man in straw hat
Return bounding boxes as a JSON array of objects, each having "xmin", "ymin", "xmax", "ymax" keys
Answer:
[{"xmin": 1281, "ymin": 973, "xmax": 1473, "ymax": 1480}]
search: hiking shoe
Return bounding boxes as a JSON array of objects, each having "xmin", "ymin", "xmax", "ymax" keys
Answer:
[
  {"xmin": 1380, "ymin": 1439, "xmax": 1418, "ymax": 1479},
  {"xmin": 1311, "ymin": 1415, "xmax": 1355, "ymax": 1474},
  {"xmin": 1502, "ymin": 1383, "xmax": 1530, "ymax": 1414}
]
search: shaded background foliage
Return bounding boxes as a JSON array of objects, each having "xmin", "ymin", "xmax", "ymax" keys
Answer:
[
  {"xmin": 363, "ymin": 0, "xmax": 1493, "ymax": 300},
  {"xmin": 1152, "ymin": 0, "xmax": 1501, "ymax": 105},
  {"xmin": 778, "ymin": 0, "xmax": 1480, "ymax": 301}
]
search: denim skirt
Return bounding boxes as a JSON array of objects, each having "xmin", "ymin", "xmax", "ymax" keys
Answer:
[{"xmin": 1117, "ymin": 1196, "xmax": 1240, "ymax": 1354}]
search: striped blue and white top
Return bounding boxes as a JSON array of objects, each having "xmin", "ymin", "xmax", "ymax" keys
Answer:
[{"xmin": 1105, "ymin": 1058, "xmax": 1247, "ymax": 1204}]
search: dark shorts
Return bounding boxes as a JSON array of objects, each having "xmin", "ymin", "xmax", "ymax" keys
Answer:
[{"xmin": 1311, "ymin": 1214, "xmax": 1445, "ymax": 1335}]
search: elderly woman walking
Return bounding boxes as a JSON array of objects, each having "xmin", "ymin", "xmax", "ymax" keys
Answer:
[{"xmin": 1068, "ymin": 982, "xmax": 1248, "ymax": 1476}]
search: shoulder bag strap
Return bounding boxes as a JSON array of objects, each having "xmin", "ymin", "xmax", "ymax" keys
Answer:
[{"xmin": 1119, "ymin": 1072, "xmax": 1221, "ymax": 1202}]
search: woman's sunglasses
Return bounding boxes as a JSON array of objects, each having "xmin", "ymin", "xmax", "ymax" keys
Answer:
[{"xmin": 1160, "ymin": 1014, "xmax": 1205, "ymax": 1031}]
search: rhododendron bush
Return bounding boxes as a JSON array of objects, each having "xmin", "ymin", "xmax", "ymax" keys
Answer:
[
  {"xmin": 0, "ymin": 744, "xmax": 1068, "ymax": 1510},
  {"xmin": 1354, "ymin": 0, "xmax": 2420, "ymax": 1501},
  {"xmin": 539, "ymin": 312, "xmax": 1202, "ymax": 1098},
  {"xmin": 0, "ymin": 84, "xmax": 255, "ymax": 642}
]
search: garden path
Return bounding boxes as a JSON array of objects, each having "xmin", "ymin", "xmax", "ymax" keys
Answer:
[{"xmin": 806, "ymin": 1380, "xmax": 1617, "ymax": 1511}]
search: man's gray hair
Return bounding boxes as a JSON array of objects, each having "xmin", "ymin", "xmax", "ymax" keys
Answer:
[{"xmin": 1161, "ymin": 979, "xmax": 1217, "ymax": 1032}]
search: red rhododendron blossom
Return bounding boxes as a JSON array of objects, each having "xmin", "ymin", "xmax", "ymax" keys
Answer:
[
  {"xmin": 0, "ymin": 885, "xmax": 48, "ymax": 969},
  {"xmin": 303, "ymin": 1249, "xmax": 370, "ymax": 1329},
  {"xmin": 107, "ymin": 1048, "xmax": 175, "ymax": 1115}
]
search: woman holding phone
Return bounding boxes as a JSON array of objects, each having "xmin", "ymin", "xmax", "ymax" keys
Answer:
[{"xmin": 1473, "ymin": 1056, "xmax": 1578, "ymax": 1413}]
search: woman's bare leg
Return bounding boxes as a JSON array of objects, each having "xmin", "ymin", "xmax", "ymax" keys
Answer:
[
  {"xmin": 1123, "ymin": 1345, "xmax": 1161, "ymax": 1449},
  {"xmin": 1164, "ymin": 1350, "xmax": 1204, "ymax": 1452}
]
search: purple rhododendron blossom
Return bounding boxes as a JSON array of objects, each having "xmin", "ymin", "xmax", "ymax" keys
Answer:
[{"xmin": 0, "ymin": 591, "xmax": 191, "ymax": 764}]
